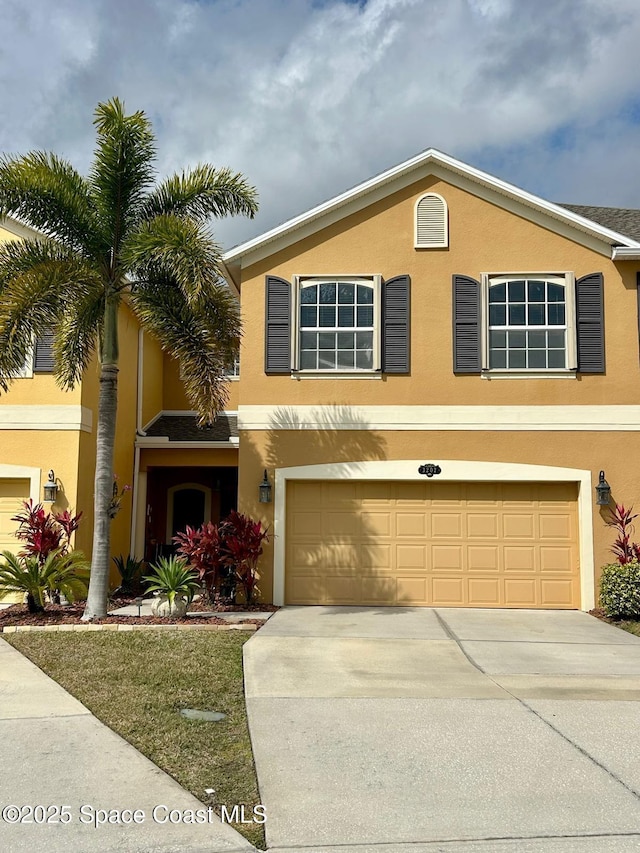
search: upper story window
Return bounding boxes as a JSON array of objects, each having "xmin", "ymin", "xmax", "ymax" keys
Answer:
[
  {"xmin": 264, "ymin": 273, "xmax": 410, "ymax": 376},
  {"xmin": 224, "ymin": 356, "xmax": 240, "ymax": 378},
  {"xmin": 487, "ymin": 276, "xmax": 573, "ymax": 370},
  {"xmin": 296, "ymin": 277, "xmax": 379, "ymax": 372},
  {"xmin": 415, "ymin": 193, "xmax": 448, "ymax": 248},
  {"xmin": 452, "ymin": 271, "xmax": 604, "ymax": 377}
]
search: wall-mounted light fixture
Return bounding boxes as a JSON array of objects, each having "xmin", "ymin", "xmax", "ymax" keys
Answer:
[
  {"xmin": 43, "ymin": 469, "xmax": 58, "ymax": 503},
  {"xmin": 259, "ymin": 470, "xmax": 272, "ymax": 503},
  {"xmin": 595, "ymin": 470, "xmax": 611, "ymax": 506}
]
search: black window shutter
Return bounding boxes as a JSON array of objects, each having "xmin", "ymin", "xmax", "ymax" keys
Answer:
[
  {"xmin": 382, "ymin": 275, "xmax": 410, "ymax": 374},
  {"xmin": 265, "ymin": 276, "xmax": 291, "ymax": 374},
  {"xmin": 452, "ymin": 275, "xmax": 481, "ymax": 373},
  {"xmin": 575, "ymin": 273, "xmax": 604, "ymax": 374},
  {"xmin": 33, "ymin": 330, "xmax": 55, "ymax": 372}
]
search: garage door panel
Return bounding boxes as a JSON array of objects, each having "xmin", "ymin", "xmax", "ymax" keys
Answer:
[{"xmin": 286, "ymin": 481, "xmax": 580, "ymax": 608}]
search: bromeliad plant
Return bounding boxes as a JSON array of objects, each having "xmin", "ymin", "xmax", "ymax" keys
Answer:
[
  {"xmin": 0, "ymin": 549, "xmax": 90, "ymax": 613},
  {"xmin": 143, "ymin": 556, "xmax": 200, "ymax": 615}
]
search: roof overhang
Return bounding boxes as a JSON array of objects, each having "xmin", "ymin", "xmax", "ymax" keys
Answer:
[{"xmin": 222, "ymin": 148, "xmax": 640, "ymax": 289}]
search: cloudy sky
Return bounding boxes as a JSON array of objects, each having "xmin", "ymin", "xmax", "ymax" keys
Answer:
[{"xmin": 2, "ymin": 0, "xmax": 640, "ymax": 248}]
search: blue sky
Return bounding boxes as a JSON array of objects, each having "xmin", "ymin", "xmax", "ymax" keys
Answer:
[{"xmin": 1, "ymin": 0, "xmax": 640, "ymax": 247}]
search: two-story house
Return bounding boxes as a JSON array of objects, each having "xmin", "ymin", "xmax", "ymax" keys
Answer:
[{"xmin": 3, "ymin": 148, "xmax": 640, "ymax": 610}]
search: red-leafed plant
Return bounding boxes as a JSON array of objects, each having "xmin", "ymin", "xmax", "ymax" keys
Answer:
[
  {"xmin": 219, "ymin": 511, "xmax": 270, "ymax": 605},
  {"xmin": 173, "ymin": 522, "xmax": 222, "ymax": 601},
  {"xmin": 606, "ymin": 503, "xmax": 640, "ymax": 565},
  {"xmin": 11, "ymin": 500, "xmax": 83, "ymax": 563}
]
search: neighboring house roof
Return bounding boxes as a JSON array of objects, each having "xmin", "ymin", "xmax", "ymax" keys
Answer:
[
  {"xmin": 221, "ymin": 148, "xmax": 640, "ymax": 287},
  {"xmin": 560, "ymin": 204, "xmax": 640, "ymax": 243},
  {"xmin": 144, "ymin": 413, "xmax": 238, "ymax": 442}
]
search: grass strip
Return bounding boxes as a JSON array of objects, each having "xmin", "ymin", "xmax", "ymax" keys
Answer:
[{"xmin": 6, "ymin": 630, "xmax": 265, "ymax": 849}]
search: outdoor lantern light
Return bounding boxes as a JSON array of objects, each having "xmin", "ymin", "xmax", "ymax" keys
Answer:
[
  {"xmin": 259, "ymin": 470, "xmax": 272, "ymax": 503},
  {"xmin": 43, "ymin": 469, "xmax": 58, "ymax": 503},
  {"xmin": 595, "ymin": 470, "xmax": 611, "ymax": 506}
]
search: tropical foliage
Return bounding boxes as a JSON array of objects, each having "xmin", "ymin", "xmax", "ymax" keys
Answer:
[
  {"xmin": 12, "ymin": 499, "xmax": 82, "ymax": 561},
  {"xmin": 605, "ymin": 503, "xmax": 640, "ymax": 565},
  {"xmin": 112, "ymin": 554, "xmax": 145, "ymax": 596},
  {"xmin": 0, "ymin": 98, "xmax": 258, "ymax": 619},
  {"xmin": 143, "ymin": 556, "xmax": 200, "ymax": 610},
  {"xmin": 0, "ymin": 549, "xmax": 90, "ymax": 613}
]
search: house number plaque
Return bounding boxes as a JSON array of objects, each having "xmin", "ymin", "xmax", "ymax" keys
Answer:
[{"xmin": 418, "ymin": 463, "xmax": 442, "ymax": 478}]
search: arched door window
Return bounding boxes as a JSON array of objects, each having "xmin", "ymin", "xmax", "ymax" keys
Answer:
[{"xmin": 166, "ymin": 483, "xmax": 212, "ymax": 541}]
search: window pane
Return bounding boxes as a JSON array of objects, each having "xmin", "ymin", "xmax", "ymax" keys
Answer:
[
  {"xmin": 357, "ymin": 305, "xmax": 374, "ymax": 327},
  {"xmin": 528, "ymin": 350, "xmax": 546, "ymax": 368},
  {"xmin": 548, "ymin": 304, "xmax": 565, "ymax": 325},
  {"xmin": 356, "ymin": 331, "xmax": 373, "ymax": 350},
  {"xmin": 318, "ymin": 351, "xmax": 336, "ymax": 369},
  {"xmin": 508, "ymin": 349, "xmax": 526, "ymax": 368},
  {"xmin": 300, "ymin": 285, "xmax": 317, "ymax": 304},
  {"xmin": 319, "ymin": 306, "xmax": 336, "ymax": 327},
  {"xmin": 338, "ymin": 283, "xmax": 355, "ymax": 304},
  {"xmin": 356, "ymin": 349, "xmax": 373, "ymax": 369},
  {"xmin": 338, "ymin": 306, "xmax": 354, "ymax": 327},
  {"xmin": 318, "ymin": 332, "xmax": 335, "ymax": 350},
  {"xmin": 528, "ymin": 304, "xmax": 545, "ymax": 325},
  {"xmin": 337, "ymin": 331, "xmax": 354, "ymax": 349},
  {"xmin": 337, "ymin": 350, "xmax": 355, "ymax": 369},
  {"xmin": 548, "ymin": 284, "xmax": 565, "ymax": 302},
  {"xmin": 528, "ymin": 330, "xmax": 546, "ymax": 348},
  {"xmin": 548, "ymin": 349, "xmax": 566, "ymax": 368},
  {"xmin": 508, "ymin": 280, "xmax": 525, "ymax": 302},
  {"xmin": 300, "ymin": 331, "xmax": 316, "ymax": 350},
  {"xmin": 357, "ymin": 285, "xmax": 374, "ymax": 304},
  {"xmin": 489, "ymin": 304, "xmax": 506, "ymax": 325},
  {"xmin": 509, "ymin": 331, "xmax": 526, "ymax": 349},
  {"xmin": 319, "ymin": 282, "xmax": 336, "ymax": 304},
  {"xmin": 299, "ymin": 350, "xmax": 317, "ymax": 369},
  {"xmin": 300, "ymin": 306, "xmax": 317, "ymax": 327},
  {"xmin": 509, "ymin": 304, "xmax": 525, "ymax": 325},
  {"xmin": 528, "ymin": 280, "xmax": 545, "ymax": 302},
  {"xmin": 548, "ymin": 330, "xmax": 564, "ymax": 348},
  {"xmin": 490, "ymin": 330, "xmax": 506, "ymax": 348},
  {"xmin": 489, "ymin": 349, "xmax": 507, "ymax": 368},
  {"xmin": 489, "ymin": 283, "xmax": 506, "ymax": 303}
]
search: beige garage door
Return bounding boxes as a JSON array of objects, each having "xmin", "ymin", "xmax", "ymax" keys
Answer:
[
  {"xmin": 286, "ymin": 480, "xmax": 580, "ymax": 608},
  {"xmin": 0, "ymin": 479, "xmax": 31, "ymax": 602}
]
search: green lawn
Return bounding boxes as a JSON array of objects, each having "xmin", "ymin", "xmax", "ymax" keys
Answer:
[{"xmin": 6, "ymin": 630, "xmax": 265, "ymax": 849}]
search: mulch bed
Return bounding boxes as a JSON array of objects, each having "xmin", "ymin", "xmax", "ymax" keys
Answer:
[{"xmin": 0, "ymin": 600, "xmax": 275, "ymax": 629}]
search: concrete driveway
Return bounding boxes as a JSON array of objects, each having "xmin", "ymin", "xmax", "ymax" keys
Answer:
[{"xmin": 244, "ymin": 607, "xmax": 640, "ymax": 852}]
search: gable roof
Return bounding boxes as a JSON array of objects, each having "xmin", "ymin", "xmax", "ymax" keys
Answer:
[
  {"xmin": 221, "ymin": 148, "xmax": 640, "ymax": 288},
  {"xmin": 560, "ymin": 204, "xmax": 640, "ymax": 243}
]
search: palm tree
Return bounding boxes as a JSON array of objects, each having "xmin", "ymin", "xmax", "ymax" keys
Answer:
[{"xmin": 0, "ymin": 98, "xmax": 257, "ymax": 619}]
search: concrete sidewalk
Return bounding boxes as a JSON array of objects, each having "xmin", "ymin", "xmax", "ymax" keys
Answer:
[
  {"xmin": 0, "ymin": 637, "xmax": 256, "ymax": 853},
  {"xmin": 245, "ymin": 606, "xmax": 640, "ymax": 853}
]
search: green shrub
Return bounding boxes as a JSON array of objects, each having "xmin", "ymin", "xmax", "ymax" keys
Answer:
[
  {"xmin": 599, "ymin": 561, "xmax": 640, "ymax": 618},
  {"xmin": 0, "ymin": 549, "xmax": 90, "ymax": 613}
]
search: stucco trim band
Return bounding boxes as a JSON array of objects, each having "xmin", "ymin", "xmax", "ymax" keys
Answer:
[
  {"xmin": 239, "ymin": 405, "xmax": 640, "ymax": 431},
  {"xmin": 272, "ymin": 460, "xmax": 594, "ymax": 612},
  {"xmin": 0, "ymin": 406, "xmax": 92, "ymax": 432}
]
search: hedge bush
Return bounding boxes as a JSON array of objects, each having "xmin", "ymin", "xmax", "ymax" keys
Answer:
[{"xmin": 599, "ymin": 560, "xmax": 640, "ymax": 618}]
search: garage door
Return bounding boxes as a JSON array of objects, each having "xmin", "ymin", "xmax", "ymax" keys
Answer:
[
  {"xmin": 286, "ymin": 480, "xmax": 580, "ymax": 608},
  {"xmin": 0, "ymin": 479, "xmax": 31, "ymax": 602}
]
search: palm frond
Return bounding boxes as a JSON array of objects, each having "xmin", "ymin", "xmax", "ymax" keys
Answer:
[
  {"xmin": 89, "ymin": 98, "xmax": 156, "ymax": 249},
  {"xmin": 141, "ymin": 164, "xmax": 258, "ymax": 223},
  {"xmin": 123, "ymin": 214, "xmax": 225, "ymax": 303},
  {"xmin": 0, "ymin": 239, "xmax": 101, "ymax": 391},
  {"xmin": 53, "ymin": 285, "xmax": 105, "ymax": 389},
  {"xmin": 0, "ymin": 151, "xmax": 98, "ymax": 253},
  {"xmin": 130, "ymin": 279, "xmax": 240, "ymax": 423}
]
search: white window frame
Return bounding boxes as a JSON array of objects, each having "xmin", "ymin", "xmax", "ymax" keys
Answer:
[
  {"xmin": 414, "ymin": 192, "xmax": 448, "ymax": 249},
  {"xmin": 10, "ymin": 345, "xmax": 34, "ymax": 379},
  {"xmin": 292, "ymin": 274, "xmax": 382, "ymax": 376},
  {"xmin": 481, "ymin": 272, "xmax": 577, "ymax": 378}
]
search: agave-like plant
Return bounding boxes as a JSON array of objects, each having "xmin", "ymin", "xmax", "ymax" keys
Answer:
[
  {"xmin": 143, "ymin": 556, "xmax": 200, "ymax": 611},
  {"xmin": 0, "ymin": 549, "xmax": 90, "ymax": 613}
]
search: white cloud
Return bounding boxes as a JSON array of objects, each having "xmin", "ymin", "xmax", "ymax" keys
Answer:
[{"xmin": 1, "ymin": 0, "xmax": 640, "ymax": 246}]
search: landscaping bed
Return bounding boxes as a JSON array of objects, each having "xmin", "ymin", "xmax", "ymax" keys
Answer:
[{"xmin": 590, "ymin": 608, "xmax": 640, "ymax": 638}]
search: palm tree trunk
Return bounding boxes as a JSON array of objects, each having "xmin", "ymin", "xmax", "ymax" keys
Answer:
[{"xmin": 82, "ymin": 299, "xmax": 119, "ymax": 620}]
